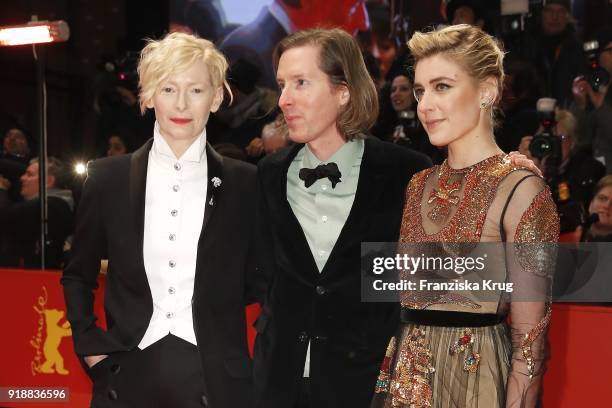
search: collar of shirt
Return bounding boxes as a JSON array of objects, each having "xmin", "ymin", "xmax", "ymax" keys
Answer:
[
  {"xmin": 301, "ymin": 138, "xmax": 363, "ymax": 187},
  {"xmin": 152, "ymin": 121, "xmax": 207, "ymax": 167},
  {"xmin": 268, "ymin": 3, "xmax": 295, "ymax": 34}
]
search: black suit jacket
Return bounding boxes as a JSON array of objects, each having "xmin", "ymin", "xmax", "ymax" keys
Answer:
[
  {"xmin": 61, "ymin": 140, "xmax": 256, "ymax": 408},
  {"xmin": 253, "ymin": 138, "xmax": 432, "ymax": 408}
]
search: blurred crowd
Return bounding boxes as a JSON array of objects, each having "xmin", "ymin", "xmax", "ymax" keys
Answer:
[{"xmin": 1, "ymin": 0, "xmax": 611, "ymax": 269}]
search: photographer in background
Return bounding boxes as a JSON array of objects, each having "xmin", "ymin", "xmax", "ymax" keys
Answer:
[
  {"xmin": 496, "ymin": 57, "xmax": 543, "ymax": 153},
  {"xmin": 518, "ymin": 0, "xmax": 585, "ymax": 108},
  {"xmin": 571, "ymin": 27, "xmax": 612, "ymax": 174},
  {"xmin": 519, "ymin": 107, "xmax": 605, "ymax": 232}
]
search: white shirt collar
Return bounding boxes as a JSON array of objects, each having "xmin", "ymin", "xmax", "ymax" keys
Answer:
[{"xmin": 152, "ymin": 121, "xmax": 207, "ymax": 164}]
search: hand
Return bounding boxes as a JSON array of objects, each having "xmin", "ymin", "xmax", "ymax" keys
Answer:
[
  {"xmin": 572, "ymin": 76, "xmax": 589, "ymax": 110},
  {"xmin": 85, "ymin": 354, "xmax": 109, "ymax": 368},
  {"xmin": 573, "ymin": 76, "xmax": 610, "ymax": 109},
  {"xmin": 245, "ymin": 137, "xmax": 264, "ymax": 157},
  {"xmin": 0, "ymin": 175, "xmax": 10, "ymax": 190},
  {"xmin": 507, "ymin": 150, "xmax": 543, "ymax": 177}
]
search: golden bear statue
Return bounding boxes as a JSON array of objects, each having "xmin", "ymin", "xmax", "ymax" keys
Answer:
[{"xmin": 39, "ymin": 309, "xmax": 72, "ymax": 375}]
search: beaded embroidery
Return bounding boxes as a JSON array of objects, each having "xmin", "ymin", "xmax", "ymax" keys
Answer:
[
  {"xmin": 426, "ymin": 161, "xmax": 469, "ymax": 223},
  {"xmin": 375, "ymin": 337, "xmax": 397, "ymax": 393},
  {"xmin": 514, "ymin": 187, "xmax": 560, "ymax": 277},
  {"xmin": 449, "ymin": 328, "xmax": 481, "ymax": 373},
  {"xmin": 400, "ymin": 154, "xmax": 517, "ymax": 310},
  {"xmin": 388, "ymin": 328, "xmax": 435, "ymax": 407}
]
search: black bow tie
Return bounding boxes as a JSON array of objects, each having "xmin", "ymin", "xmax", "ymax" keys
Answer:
[{"xmin": 299, "ymin": 162, "xmax": 342, "ymax": 188}]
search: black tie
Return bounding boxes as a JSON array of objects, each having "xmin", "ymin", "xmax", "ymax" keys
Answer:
[{"xmin": 299, "ymin": 162, "xmax": 342, "ymax": 188}]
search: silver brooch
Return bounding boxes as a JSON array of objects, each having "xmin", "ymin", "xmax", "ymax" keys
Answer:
[{"xmin": 211, "ymin": 177, "xmax": 222, "ymax": 188}]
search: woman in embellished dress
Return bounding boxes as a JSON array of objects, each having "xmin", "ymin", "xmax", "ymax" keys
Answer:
[{"xmin": 371, "ymin": 25, "xmax": 559, "ymax": 408}]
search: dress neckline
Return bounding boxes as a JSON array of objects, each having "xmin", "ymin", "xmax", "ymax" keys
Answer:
[{"xmin": 443, "ymin": 153, "xmax": 507, "ymax": 172}]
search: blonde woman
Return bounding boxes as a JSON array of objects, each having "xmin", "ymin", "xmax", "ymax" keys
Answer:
[
  {"xmin": 372, "ymin": 25, "xmax": 559, "ymax": 407},
  {"xmin": 62, "ymin": 32, "xmax": 256, "ymax": 407}
]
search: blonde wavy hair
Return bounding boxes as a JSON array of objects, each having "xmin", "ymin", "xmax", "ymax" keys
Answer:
[
  {"xmin": 137, "ymin": 31, "xmax": 231, "ymax": 114},
  {"xmin": 408, "ymin": 24, "xmax": 505, "ymax": 126}
]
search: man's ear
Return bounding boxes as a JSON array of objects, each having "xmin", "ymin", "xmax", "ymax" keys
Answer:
[
  {"xmin": 210, "ymin": 87, "xmax": 224, "ymax": 113},
  {"xmin": 338, "ymin": 84, "xmax": 350, "ymax": 106},
  {"xmin": 47, "ymin": 174, "xmax": 56, "ymax": 189}
]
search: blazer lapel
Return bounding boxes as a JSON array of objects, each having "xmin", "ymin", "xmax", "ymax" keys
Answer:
[
  {"xmin": 269, "ymin": 144, "xmax": 321, "ymax": 282},
  {"xmin": 129, "ymin": 139, "xmax": 153, "ymax": 266}
]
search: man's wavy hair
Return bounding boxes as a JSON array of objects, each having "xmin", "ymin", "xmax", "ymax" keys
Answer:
[{"xmin": 273, "ymin": 28, "xmax": 379, "ymax": 141}]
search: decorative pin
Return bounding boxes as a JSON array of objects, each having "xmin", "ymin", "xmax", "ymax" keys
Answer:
[
  {"xmin": 212, "ymin": 177, "xmax": 222, "ymax": 188},
  {"xmin": 209, "ymin": 197, "xmax": 214, "ymax": 206}
]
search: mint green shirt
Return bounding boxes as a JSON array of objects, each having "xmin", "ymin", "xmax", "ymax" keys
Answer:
[
  {"xmin": 287, "ymin": 138, "xmax": 364, "ymax": 377},
  {"xmin": 287, "ymin": 138, "xmax": 364, "ymax": 272}
]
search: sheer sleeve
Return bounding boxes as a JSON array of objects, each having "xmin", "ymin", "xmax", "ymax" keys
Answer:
[{"xmin": 500, "ymin": 172, "xmax": 560, "ymax": 407}]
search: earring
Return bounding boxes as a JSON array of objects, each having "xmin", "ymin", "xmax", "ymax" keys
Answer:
[{"xmin": 480, "ymin": 101, "xmax": 487, "ymax": 109}]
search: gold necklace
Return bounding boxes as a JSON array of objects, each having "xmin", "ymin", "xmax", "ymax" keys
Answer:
[{"xmin": 427, "ymin": 160, "xmax": 470, "ymax": 223}]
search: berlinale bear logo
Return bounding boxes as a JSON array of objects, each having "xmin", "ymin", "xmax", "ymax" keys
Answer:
[{"xmin": 31, "ymin": 286, "xmax": 72, "ymax": 375}]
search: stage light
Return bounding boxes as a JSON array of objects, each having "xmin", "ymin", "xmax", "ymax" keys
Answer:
[
  {"xmin": 0, "ymin": 20, "xmax": 69, "ymax": 47},
  {"xmin": 74, "ymin": 162, "xmax": 87, "ymax": 176},
  {"xmin": 1, "ymin": 17, "xmax": 71, "ymax": 268}
]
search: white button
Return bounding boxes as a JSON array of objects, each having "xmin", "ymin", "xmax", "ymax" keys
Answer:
[
  {"xmin": 171, "ymin": 209, "xmax": 178, "ymax": 217},
  {"xmin": 321, "ymin": 184, "xmax": 328, "ymax": 191},
  {"xmin": 166, "ymin": 312, "xmax": 173, "ymax": 319},
  {"xmin": 172, "ymin": 184, "xmax": 180, "ymax": 192},
  {"xmin": 169, "ymin": 234, "xmax": 176, "ymax": 241},
  {"xmin": 174, "ymin": 163, "xmax": 182, "ymax": 171},
  {"xmin": 168, "ymin": 287, "xmax": 176, "ymax": 294},
  {"xmin": 169, "ymin": 260, "xmax": 176, "ymax": 268},
  {"xmin": 322, "ymin": 215, "xmax": 328, "ymax": 222}
]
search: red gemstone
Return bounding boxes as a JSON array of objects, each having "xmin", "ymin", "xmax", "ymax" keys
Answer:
[{"xmin": 380, "ymin": 357, "xmax": 390, "ymax": 371}]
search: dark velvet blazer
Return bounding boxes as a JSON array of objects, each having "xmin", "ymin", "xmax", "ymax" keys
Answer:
[{"xmin": 253, "ymin": 137, "xmax": 432, "ymax": 408}]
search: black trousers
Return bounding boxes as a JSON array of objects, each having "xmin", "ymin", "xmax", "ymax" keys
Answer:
[
  {"xmin": 294, "ymin": 378, "xmax": 310, "ymax": 408},
  {"xmin": 89, "ymin": 334, "xmax": 208, "ymax": 408}
]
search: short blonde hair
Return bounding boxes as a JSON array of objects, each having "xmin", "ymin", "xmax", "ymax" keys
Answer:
[
  {"xmin": 137, "ymin": 31, "xmax": 231, "ymax": 114},
  {"xmin": 408, "ymin": 24, "xmax": 505, "ymax": 124},
  {"xmin": 273, "ymin": 28, "xmax": 378, "ymax": 141},
  {"xmin": 555, "ymin": 108, "xmax": 577, "ymax": 142}
]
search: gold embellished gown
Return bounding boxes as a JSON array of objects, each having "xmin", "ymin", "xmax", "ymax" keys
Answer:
[{"xmin": 371, "ymin": 155, "xmax": 559, "ymax": 408}]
